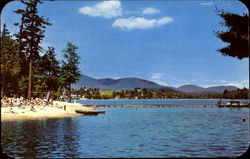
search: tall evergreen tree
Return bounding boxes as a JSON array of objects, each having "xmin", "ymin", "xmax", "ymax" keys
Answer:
[
  {"xmin": 215, "ymin": 8, "xmax": 249, "ymax": 59},
  {"xmin": 39, "ymin": 47, "xmax": 60, "ymax": 95},
  {"xmin": 14, "ymin": 0, "xmax": 51, "ymax": 99},
  {"xmin": 60, "ymin": 42, "xmax": 81, "ymax": 101},
  {"xmin": 0, "ymin": 24, "xmax": 21, "ymax": 96}
]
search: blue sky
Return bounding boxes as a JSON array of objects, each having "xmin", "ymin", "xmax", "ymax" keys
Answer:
[{"xmin": 2, "ymin": 0, "xmax": 249, "ymax": 88}]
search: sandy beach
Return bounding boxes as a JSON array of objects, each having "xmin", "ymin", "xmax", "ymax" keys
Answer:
[{"xmin": 1, "ymin": 101, "xmax": 95, "ymax": 122}]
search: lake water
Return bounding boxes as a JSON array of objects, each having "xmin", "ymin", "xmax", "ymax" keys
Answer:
[{"xmin": 1, "ymin": 99, "xmax": 249, "ymax": 158}]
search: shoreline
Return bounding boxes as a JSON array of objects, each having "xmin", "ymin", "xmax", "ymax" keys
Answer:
[
  {"xmin": 2, "ymin": 100, "xmax": 249, "ymax": 122},
  {"xmin": 1, "ymin": 101, "xmax": 95, "ymax": 122}
]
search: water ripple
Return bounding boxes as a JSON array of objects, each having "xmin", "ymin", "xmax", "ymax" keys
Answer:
[{"xmin": 2, "ymin": 101, "xmax": 249, "ymax": 158}]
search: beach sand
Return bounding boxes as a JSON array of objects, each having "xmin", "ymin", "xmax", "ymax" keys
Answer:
[{"xmin": 1, "ymin": 101, "xmax": 95, "ymax": 122}]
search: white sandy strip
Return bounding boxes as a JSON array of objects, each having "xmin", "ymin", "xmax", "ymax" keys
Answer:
[{"xmin": 1, "ymin": 101, "xmax": 95, "ymax": 122}]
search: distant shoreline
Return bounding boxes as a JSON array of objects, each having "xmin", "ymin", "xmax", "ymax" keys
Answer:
[{"xmin": 67, "ymin": 98, "xmax": 249, "ymax": 101}]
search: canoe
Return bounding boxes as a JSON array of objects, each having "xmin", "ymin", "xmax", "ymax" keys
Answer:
[{"xmin": 75, "ymin": 109, "xmax": 106, "ymax": 115}]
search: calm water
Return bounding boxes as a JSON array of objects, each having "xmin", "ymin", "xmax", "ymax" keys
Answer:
[{"xmin": 1, "ymin": 99, "xmax": 249, "ymax": 158}]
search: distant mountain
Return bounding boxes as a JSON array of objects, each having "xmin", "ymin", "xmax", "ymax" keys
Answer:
[
  {"xmin": 72, "ymin": 75, "xmax": 239, "ymax": 93},
  {"xmin": 73, "ymin": 75, "xmax": 101, "ymax": 88},
  {"xmin": 205, "ymin": 86, "xmax": 239, "ymax": 93},
  {"xmin": 177, "ymin": 85, "xmax": 238, "ymax": 94},
  {"xmin": 72, "ymin": 75, "xmax": 169, "ymax": 90},
  {"xmin": 177, "ymin": 85, "xmax": 205, "ymax": 93}
]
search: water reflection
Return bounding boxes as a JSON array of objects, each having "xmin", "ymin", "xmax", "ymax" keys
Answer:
[
  {"xmin": 2, "ymin": 118, "xmax": 81, "ymax": 158},
  {"xmin": 1, "ymin": 106, "xmax": 249, "ymax": 158}
]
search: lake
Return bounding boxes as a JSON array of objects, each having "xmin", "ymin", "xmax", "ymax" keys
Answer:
[{"xmin": 1, "ymin": 99, "xmax": 249, "ymax": 158}]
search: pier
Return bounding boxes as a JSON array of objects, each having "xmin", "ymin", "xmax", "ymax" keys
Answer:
[
  {"xmin": 218, "ymin": 103, "xmax": 249, "ymax": 108},
  {"xmin": 84, "ymin": 103, "xmax": 249, "ymax": 108}
]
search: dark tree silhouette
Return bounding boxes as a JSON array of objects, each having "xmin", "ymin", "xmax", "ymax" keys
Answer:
[
  {"xmin": 215, "ymin": 8, "xmax": 248, "ymax": 59},
  {"xmin": 38, "ymin": 47, "xmax": 61, "ymax": 93},
  {"xmin": 0, "ymin": 24, "xmax": 21, "ymax": 96},
  {"xmin": 14, "ymin": 0, "xmax": 51, "ymax": 99}
]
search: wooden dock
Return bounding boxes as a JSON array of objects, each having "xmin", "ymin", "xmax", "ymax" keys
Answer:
[
  {"xmin": 84, "ymin": 103, "xmax": 249, "ymax": 108},
  {"xmin": 218, "ymin": 103, "xmax": 249, "ymax": 108}
]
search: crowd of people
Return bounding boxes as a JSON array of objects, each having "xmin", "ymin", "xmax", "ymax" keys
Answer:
[{"xmin": 1, "ymin": 96, "xmax": 56, "ymax": 113}]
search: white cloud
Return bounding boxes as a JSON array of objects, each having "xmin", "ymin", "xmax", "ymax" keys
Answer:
[
  {"xmin": 79, "ymin": 0, "xmax": 122, "ymax": 19},
  {"xmin": 142, "ymin": 7, "xmax": 160, "ymax": 15},
  {"xmin": 157, "ymin": 17, "xmax": 173, "ymax": 25},
  {"xmin": 226, "ymin": 83, "xmax": 242, "ymax": 88},
  {"xmin": 227, "ymin": 79, "xmax": 249, "ymax": 88},
  {"xmin": 212, "ymin": 79, "xmax": 249, "ymax": 88},
  {"xmin": 151, "ymin": 73, "xmax": 164, "ymax": 80},
  {"xmin": 151, "ymin": 73, "xmax": 168, "ymax": 86},
  {"xmin": 112, "ymin": 16, "xmax": 173, "ymax": 31},
  {"xmin": 200, "ymin": 1, "xmax": 213, "ymax": 6},
  {"xmin": 124, "ymin": 10, "xmax": 140, "ymax": 15}
]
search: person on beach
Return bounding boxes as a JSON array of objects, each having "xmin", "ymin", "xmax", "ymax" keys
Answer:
[
  {"xmin": 9, "ymin": 108, "xmax": 16, "ymax": 114},
  {"xmin": 2, "ymin": 98, "xmax": 12, "ymax": 107},
  {"xmin": 49, "ymin": 98, "xmax": 53, "ymax": 104},
  {"xmin": 9, "ymin": 98, "xmax": 13, "ymax": 107},
  {"xmin": 9, "ymin": 108, "xmax": 13, "ymax": 113},
  {"xmin": 14, "ymin": 98, "xmax": 22, "ymax": 108},
  {"xmin": 31, "ymin": 106, "xmax": 36, "ymax": 112},
  {"xmin": 1, "ymin": 98, "xmax": 6, "ymax": 107}
]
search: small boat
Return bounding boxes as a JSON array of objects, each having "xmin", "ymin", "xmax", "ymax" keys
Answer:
[{"xmin": 75, "ymin": 109, "xmax": 106, "ymax": 115}]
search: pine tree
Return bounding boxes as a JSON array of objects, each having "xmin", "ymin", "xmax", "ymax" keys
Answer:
[
  {"xmin": 14, "ymin": 0, "xmax": 51, "ymax": 99},
  {"xmin": 60, "ymin": 42, "xmax": 81, "ymax": 101},
  {"xmin": 0, "ymin": 24, "xmax": 21, "ymax": 96},
  {"xmin": 215, "ymin": 8, "xmax": 248, "ymax": 59},
  {"xmin": 39, "ymin": 47, "xmax": 61, "ymax": 96}
]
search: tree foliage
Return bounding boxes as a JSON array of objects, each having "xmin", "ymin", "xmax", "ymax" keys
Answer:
[
  {"xmin": 0, "ymin": 24, "xmax": 21, "ymax": 96},
  {"xmin": 215, "ymin": 8, "xmax": 249, "ymax": 59},
  {"xmin": 223, "ymin": 88, "xmax": 248, "ymax": 99},
  {"xmin": 14, "ymin": 0, "xmax": 51, "ymax": 60},
  {"xmin": 0, "ymin": 0, "xmax": 80, "ymax": 99},
  {"xmin": 14, "ymin": 0, "xmax": 51, "ymax": 98},
  {"xmin": 39, "ymin": 47, "xmax": 61, "ymax": 92},
  {"xmin": 71, "ymin": 87, "xmax": 248, "ymax": 100},
  {"xmin": 60, "ymin": 42, "xmax": 81, "ymax": 98}
]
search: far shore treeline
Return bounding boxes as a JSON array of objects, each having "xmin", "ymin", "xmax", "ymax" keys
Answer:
[
  {"xmin": 1, "ymin": 0, "xmax": 80, "ymax": 99},
  {"xmin": 69, "ymin": 87, "xmax": 249, "ymax": 100}
]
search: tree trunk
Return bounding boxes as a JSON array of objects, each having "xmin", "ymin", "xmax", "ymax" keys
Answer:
[
  {"xmin": 69, "ymin": 84, "xmax": 71, "ymax": 102},
  {"xmin": 1, "ymin": 71, "xmax": 4, "ymax": 96},
  {"xmin": 28, "ymin": 58, "xmax": 32, "ymax": 99}
]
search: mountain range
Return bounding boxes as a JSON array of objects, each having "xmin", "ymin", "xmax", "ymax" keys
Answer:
[{"xmin": 72, "ymin": 75, "xmax": 238, "ymax": 94}]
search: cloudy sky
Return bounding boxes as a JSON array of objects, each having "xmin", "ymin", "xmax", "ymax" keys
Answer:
[{"xmin": 2, "ymin": 0, "xmax": 249, "ymax": 88}]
